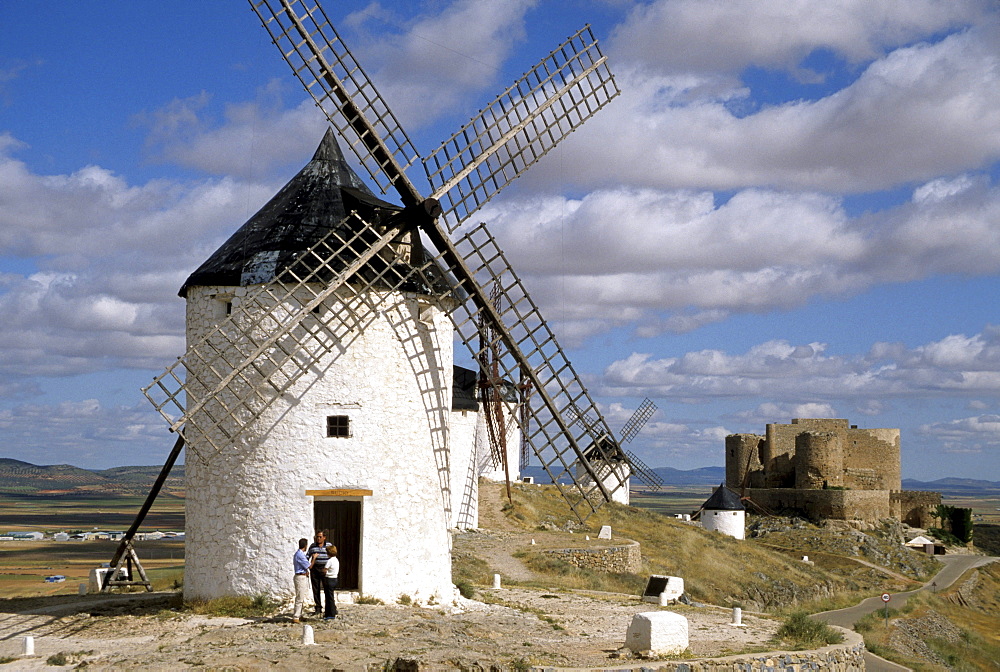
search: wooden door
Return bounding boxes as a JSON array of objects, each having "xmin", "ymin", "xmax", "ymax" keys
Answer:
[{"xmin": 313, "ymin": 500, "xmax": 361, "ymax": 590}]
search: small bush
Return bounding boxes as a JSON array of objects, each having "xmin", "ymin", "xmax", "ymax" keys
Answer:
[
  {"xmin": 47, "ymin": 653, "xmax": 68, "ymax": 666},
  {"xmin": 773, "ymin": 612, "xmax": 843, "ymax": 649},
  {"xmin": 397, "ymin": 594, "xmax": 412, "ymax": 606},
  {"xmin": 455, "ymin": 580, "xmax": 475, "ymax": 599},
  {"xmin": 356, "ymin": 594, "xmax": 384, "ymax": 605},
  {"xmin": 186, "ymin": 594, "xmax": 278, "ymax": 618}
]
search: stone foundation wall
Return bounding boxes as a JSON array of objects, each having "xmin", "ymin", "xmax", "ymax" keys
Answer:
[
  {"xmin": 544, "ymin": 541, "xmax": 641, "ymax": 573},
  {"xmin": 748, "ymin": 487, "xmax": 890, "ymax": 522},
  {"xmin": 613, "ymin": 628, "xmax": 865, "ymax": 671},
  {"xmin": 892, "ymin": 489, "xmax": 942, "ymax": 527}
]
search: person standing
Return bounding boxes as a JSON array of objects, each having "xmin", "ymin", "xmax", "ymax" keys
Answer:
[
  {"xmin": 291, "ymin": 538, "xmax": 310, "ymax": 623},
  {"xmin": 307, "ymin": 530, "xmax": 331, "ymax": 615},
  {"xmin": 324, "ymin": 545, "xmax": 339, "ymax": 620}
]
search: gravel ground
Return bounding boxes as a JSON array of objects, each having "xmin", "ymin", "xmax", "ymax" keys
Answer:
[{"xmin": 0, "ymin": 588, "xmax": 780, "ymax": 671}]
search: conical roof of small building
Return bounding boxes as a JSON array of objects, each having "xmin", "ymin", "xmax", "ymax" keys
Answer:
[
  {"xmin": 180, "ymin": 128, "xmax": 404, "ymax": 296},
  {"xmin": 702, "ymin": 483, "xmax": 744, "ymax": 511}
]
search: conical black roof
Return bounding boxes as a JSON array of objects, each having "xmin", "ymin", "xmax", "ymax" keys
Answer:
[
  {"xmin": 180, "ymin": 128, "xmax": 401, "ymax": 296},
  {"xmin": 702, "ymin": 483, "xmax": 744, "ymax": 511}
]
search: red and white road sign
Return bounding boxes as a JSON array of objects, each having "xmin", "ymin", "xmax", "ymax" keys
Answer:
[{"xmin": 881, "ymin": 593, "xmax": 891, "ymax": 603}]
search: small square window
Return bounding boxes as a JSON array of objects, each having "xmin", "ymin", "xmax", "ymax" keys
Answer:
[{"xmin": 326, "ymin": 415, "xmax": 350, "ymax": 438}]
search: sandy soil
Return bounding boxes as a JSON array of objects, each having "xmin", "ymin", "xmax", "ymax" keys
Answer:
[
  {"xmin": 0, "ymin": 588, "xmax": 779, "ymax": 671},
  {"xmin": 0, "ymin": 488, "xmax": 781, "ymax": 670}
]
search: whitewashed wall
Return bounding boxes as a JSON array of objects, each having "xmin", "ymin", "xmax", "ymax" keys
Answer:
[
  {"xmin": 702, "ymin": 509, "xmax": 746, "ymax": 539},
  {"xmin": 184, "ymin": 285, "xmax": 457, "ymax": 604}
]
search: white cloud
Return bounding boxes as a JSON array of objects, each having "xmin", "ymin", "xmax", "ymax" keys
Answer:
[
  {"xmin": 481, "ymin": 174, "xmax": 1000, "ymax": 342},
  {"xmin": 342, "ymin": 0, "xmax": 537, "ymax": 129},
  {"xmin": 918, "ymin": 414, "xmax": 1000, "ymax": 454},
  {"xmin": 601, "ymin": 327, "xmax": 1000, "ymax": 402},
  {"xmin": 530, "ymin": 22, "xmax": 1000, "ymax": 194},
  {"xmin": 0, "ymin": 137, "xmax": 278, "ymax": 380},
  {"xmin": 0, "ymin": 399, "xmax": 171, "ymax": 468},
  {"xmin": 610, "ymin": 0, "xmax": 992, "ymax": 76}
]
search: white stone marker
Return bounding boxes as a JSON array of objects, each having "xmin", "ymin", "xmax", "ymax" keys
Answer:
[
  {"xmin": 302, "ymin": 624, "xmax": 315, "ymax": 645},
  {"xmin": 731, "ymin": 607, "xmax": 743, "ymax": 626},
  {"xmin": 22, "ymin": 636, "xmax": 34, "ymax": 656},
  {"xmin": 802, "ymin": 555, "xmax": 809, "ymax": 562},
  {"xmin": 625, "ymin": 611, "xmax": 688, "ymax": 655},
  {"xmin": 598, "ymin": 525, "xmax": 612, "ymax": 539},
  {"xmin": 493, "ymin": 574, "xmax": 501, "ymax": 589}
]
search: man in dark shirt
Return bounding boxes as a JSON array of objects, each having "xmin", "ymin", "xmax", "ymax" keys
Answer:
[{"xmin": 307, "ymin": 529, "xmax": 332, "ymax": 615}]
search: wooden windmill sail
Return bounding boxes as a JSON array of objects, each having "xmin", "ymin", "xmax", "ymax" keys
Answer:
[{"xmin": 106, "ymin": 0, "xmax": 624, "ymax": 592}]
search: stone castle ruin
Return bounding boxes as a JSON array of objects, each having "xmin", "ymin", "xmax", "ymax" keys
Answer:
[{"xmin": 726, "ymin": 418, "xmax": 940, "ymax": 526}]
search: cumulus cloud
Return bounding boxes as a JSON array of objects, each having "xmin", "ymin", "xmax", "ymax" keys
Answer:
[
  {"xmin": 0, "ymin": 399, "xmax": 170, "ymax": 468},
  {"xmin": 610, "ymin": 0, "xmax": 991, "ymax": 76},
  {"xmin": 918, "ymin": 414, "xmax": 1000, "ymax": 455},
  {"xmin": 600, "ymin": 327, "xmax": 1000, "ymax": 402},
  {"xmin": 480, "ymin": 174, "xmax": 1000, "ymax": 341},
  {"xmin": 0, "ymin": 136, "xmax": 278, "ymax": 382},
  {"xmin": 341, "ymin": 0, "xmax": 537, "ymax": 128},
  {"xmin": 134, "ymin": 82, "xmax": 329, "ymax": 178},
  {"xmin": 528, "ymin": 20, "xmax": 1000, "ymax": 194}
]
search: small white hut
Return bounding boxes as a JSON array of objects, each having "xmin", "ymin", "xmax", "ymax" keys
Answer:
[{"xmin": 700, "ymin": 484, "xmax": 745, "ymax": 539}]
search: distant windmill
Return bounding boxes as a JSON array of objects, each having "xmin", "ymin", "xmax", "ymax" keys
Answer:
[
  {"xmin": 570, "ymin": 398, "xmax": 664, "ymax": 505},
  {"xmin": 104, "ymin": 0, "xmax": 630, "ymax": 602}
]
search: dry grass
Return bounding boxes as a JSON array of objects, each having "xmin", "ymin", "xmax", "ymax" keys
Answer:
[{"xmin": 494, "ymin": 484, "xmax": 867, "ymax": 612}]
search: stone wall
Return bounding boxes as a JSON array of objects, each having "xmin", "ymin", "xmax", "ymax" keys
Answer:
[
  {"xmin": 609, "ymin": 628, "xmax": 865, "ymax": 671},
  {"xmin": 543, "ymin": 541, "xmax": 641, "ymax": 574},
  {"xmin": 892, "ymin": 490, "xmax": 942, "ymax": 527},
  {"xmin": 748, "ymin": 487, "xmax": 891, "ymax": 522}
]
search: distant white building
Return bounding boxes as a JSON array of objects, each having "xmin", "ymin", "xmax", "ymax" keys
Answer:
[{"xmin": 699, "ymin": 484, "xmax": 746, "ymax": 540}]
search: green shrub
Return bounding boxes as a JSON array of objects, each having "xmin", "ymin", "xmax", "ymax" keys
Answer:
[
  {"xmin": 186, "ymin": 594, "xmax": 278, "ymax": 618},
  {"xmin": 356, "ymin": 594, "xmax": 384, "ymax": 605},
  {"xmin": 773, "ymin": 612, "xmax": 843, "ymax": 649},
  {"xmin": 455, "ymin": 580, "xmax": 475, "ymax": 599},
  {"xmin": 397, "ymin": 593, "xmax": 412, "ymax": 606}
]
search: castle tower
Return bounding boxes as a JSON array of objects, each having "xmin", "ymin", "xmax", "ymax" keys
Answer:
[
  {"xmin": 725, "ymin": 434, "xmax": 763, "ymax": 489},
  {"xmin": 180, "ymin": 131, "xmax": 465, "ymax": 604},
  {"xmin": 795, "ymin": 431, "xmax": 844, "ymax": 490}
]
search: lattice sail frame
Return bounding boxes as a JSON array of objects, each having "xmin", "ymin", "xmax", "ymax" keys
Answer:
[
  {"xmin": 144, "ymin": 0, "xmax": 626, "ymax": 521},
  {"xmin": 250, "ymin": 0, "xmax": 421, "ymax": 200},
  {"xmin": 424, "ymin": 25, "xmax": 618, "ymax": 233},
  {"xmin": 143, "ymin": 213, "xmax": 420, "ymax": 459}
]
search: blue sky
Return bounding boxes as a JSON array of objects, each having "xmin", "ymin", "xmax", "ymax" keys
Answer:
[{"xmin": 1, "ymin": 1, "xmax": 999, "ymax": 481}]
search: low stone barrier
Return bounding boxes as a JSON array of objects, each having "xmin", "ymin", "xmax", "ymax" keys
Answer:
[
  {"xmin": 542, "ymin": 540, "xmax": 641, "ymax": 573},
  {"xmin": 534, "ymin": 628, "xmax": 866, "ymax": 671}
]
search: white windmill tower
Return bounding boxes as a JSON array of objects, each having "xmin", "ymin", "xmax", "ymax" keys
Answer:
[
  {"xmin": 699, "ymin": 484, "xmax": 746, "ymax": 540},
  {"xmin": 104, "ymin": 0, "xmax": 632, "ymax": 603},
  {"xmin": 570, "ymin": 398, "xmax": 663, "ymax": 505}
]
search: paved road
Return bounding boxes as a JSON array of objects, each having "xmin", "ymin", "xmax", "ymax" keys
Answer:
[{"xmin": 812, "ymin": 554, "xmax": 997, "ymax": 671}]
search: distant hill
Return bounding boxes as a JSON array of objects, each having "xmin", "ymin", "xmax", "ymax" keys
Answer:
[
  {"xmin": 0, "ymin": 458, "xmax": 184, "ymax": 498},
  {"xmin": 521, "ymin": 464, "xmax": 725, "ymax": 486},
  {"xmin": 902, "ymin": 476, "xmax": 1000, "ymax": 496}
]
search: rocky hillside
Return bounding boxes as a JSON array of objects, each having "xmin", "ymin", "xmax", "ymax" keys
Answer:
[{"xmin": 459, "ymin": 483, "xmax": 942, "ymax": 613}]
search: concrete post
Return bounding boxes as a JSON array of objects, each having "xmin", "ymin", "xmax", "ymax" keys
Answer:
[
  {"xmin": 492, "ymin": 574, "xmax": 501, "ymax": 589},
  {"xmin": 23, "ymin": 636, "xmax": 34, "ymax": 656},
  {"xmin": 302, "ymin": 625, "xmax": 315, "ymax": 645},
  {"xmin": 731, "ymin": 607, "xmax": 743, "ymax": 626}
]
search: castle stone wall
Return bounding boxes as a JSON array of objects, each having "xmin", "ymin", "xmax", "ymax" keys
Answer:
[
  {"xmin": 748, "ymin": 487, "xmax": 891, "ymax": 522},
  {"xmin": 843, "ymin": 427, "xmax": 900, "ymax": 490},
  {"xmin": 892, "ymin": 490, "xmax": 942, "ymax": 527}
]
